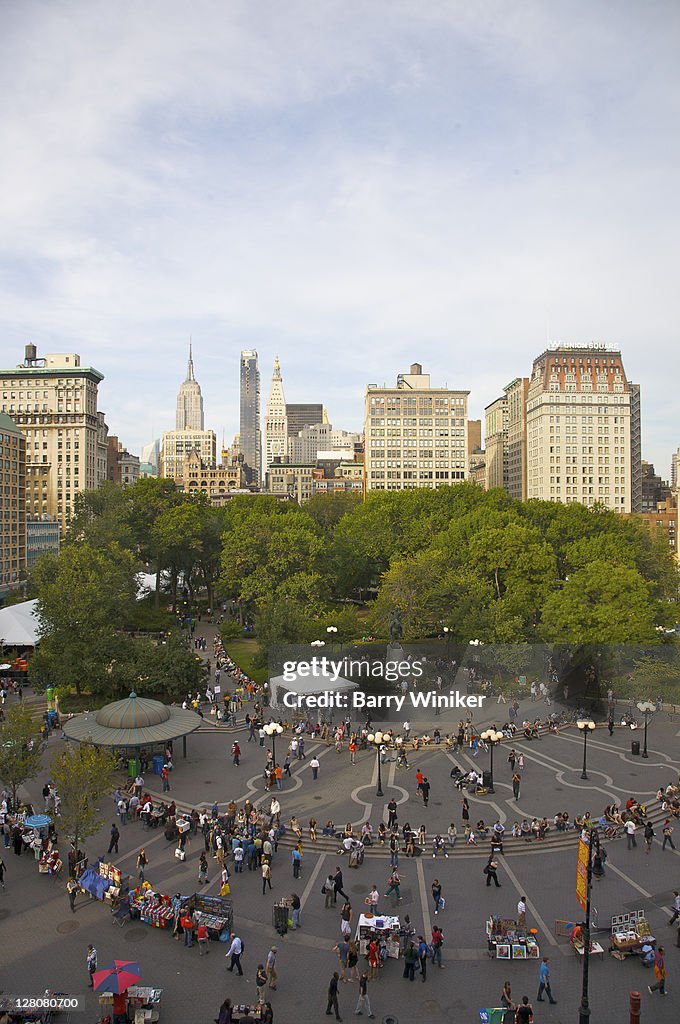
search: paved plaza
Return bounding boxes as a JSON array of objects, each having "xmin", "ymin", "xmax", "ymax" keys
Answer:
[{"xmin": 2, "ymin": 674, "xmax": 680, "ymax": 1024}]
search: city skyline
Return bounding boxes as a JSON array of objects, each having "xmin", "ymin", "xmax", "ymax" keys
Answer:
[{"xmin": 1, "ymin": 2, "xmax": 679, "ymax": 472}]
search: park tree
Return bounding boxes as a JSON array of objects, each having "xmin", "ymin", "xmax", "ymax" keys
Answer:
[
  {"xmin": 127, "ymin": 477, "xmax": 182, "ymax": 602},
  {"xmin": 0, "ymin": 704, "xmax": 44, "ymax": 807},
  {"xmin": 138, "ymin": 632, "xmax": 207, "ymax": 700},
  {"xmin": 540, "ymin": 560, "xmax": 660, "ymax": 644},
  {"xmin": 66, "ymin": 483, "xmax": 134, "ymax": 551},
  {"xmin": 50, "ymin": 744, "xmax": 117, "ymax": 854}
]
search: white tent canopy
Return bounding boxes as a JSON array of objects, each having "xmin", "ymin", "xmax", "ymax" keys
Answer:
[
  {"xmin": 268, "ymin": 671, "xmax": 357, "ymax": 711},
  {"xmin": 0, "ymin": 599, "xmax": 41, "ymax": 647}
]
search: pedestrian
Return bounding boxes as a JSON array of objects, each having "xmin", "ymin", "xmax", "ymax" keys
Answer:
[
  {"xmin": 384, "ymin": 870, "xmax": 402, "ymax": 901},
  {"xmin": 107, "ymin": 823, "xmax": 120, "ymax": 855},
  {"xmin": 389, "ymin": 833, "xmax": 399, "ymax": 868},
  {"xmin": 500, "ymin": 981, "xmax": 514, "ymax": 1013},
  {"xmin": 537, "ymin": 957, "xmax": 557, "ymax": 1004},
  {"xmin": 181, "ymin": 909, "xmax": 194, "ymax": 947},
  {"xmin": 349, "ymin": 740, "xmax": 357, "ymax": 766},
  {"xmin": 515, "ymin": 996, "xmax": 533, "ymax": 1022},
  {"xmin": 266, "ymin": 946, "xmax": 277, "ymax": 989},
  {"xmin": 333, "ymin": 866, "xmax": 349, "ymax": 903},
  {"xmin": 355, "ymin": 970, "xmax": 375, "ymax": 1018},
  {"xmin": 421, "ymin": 777, "xmax": 430, "ymax": 807},
  {"xmin": 232, "ymin": 741, "xmax": 241, "ymax": 766},
  {"xmin": 417, "ymin": 935, "xmax": 428, "ymax": 982},
  {"xmin": 310, "ymin": 756, "xmax": 320, "ymax": 780},
  {"xmin": 291, "ymin": 892, "xmax": 301, "ymax": 929},
  {"xmin": 387, "ymin": 799, "xmax": 398, "ymax": 829},
  {"xmin": 607, "ymin": 713, "xmax": 615, "ymax": 736},
  {"xmin": 669, "ymin": 890, "xmax": 680, "ymax": 925},
  {"xmin": 462, "ymin": 797, "xmax": 470, "ymax": 825},
  {"xmin": 262, "ymin": 859, "xmax": 272, "ymax": 893},
  {"xmin": 431, "ymin": 925, "xmax": 444, "ymax": 967},
  {"xmin": 402, "ymin": 941, "xmax": 418, "ymax": 981},
  {"xmin": 517, "ymin": 896, "xmax": 527, "ymax": 927},
  {"xmin": 198, "ymin": 851, "xmax": 209, "ymax": 885},
  {"xmin": 432, "ymin": 879, "xmax": 443, "ymax": 916},
  {"xmin": 644, "ymin": 821, "xmax": 655, "ymax": 854},
  {"xmin": 161, "ymin": 765, "xmax": 170, "ymax": 792},
  {"xmin": 197, "ymin": 922, "xmax": 209, "ymax": 956},
  {"xmin": 292, "ymin": 847, "xmax": 301, "ymax": 879},
  {"xmin": 226, "ymin": 932, "xmax": 244, "ymax": 975},
  {"xmin": 367, "ymin": 885, "xmax": 379, "ymax": 914},
  {"xmin": 136, "ymin": 848, "xmax": 148, "ymax": 883},
  {"xmin": 648, "ymin": 946, "xmax": 667, "ymax": 996},
  {"xmin": 484, "ymin": 857, "xmax": 501, "ymax": 888},
  {"xmin": 512, "ymin": 772, "xmax": 521, "ymax": 800},
  {"xmin": 256, "ymin": 964, "xmax": 267, "ymax": 1004},
  {"xmin": 662, "ymin": 821, "xmax": 676, "ymax": 851},
  {"xmin": 625, "ymin": 819, "xmax": 637, "ymax": 849},
  {"xmin": 323, "ymin": 873, "xmax": 336, "ymax": 909},
  {"xmin": 325, "ymin": 971, "xmax": 342, "ymax": 1020},
  {"xmin": 66, "ymin": 876, "xmax": 78, "ymax": 912},
  {"xmin": 86, "ymin": 944, "xmax": 98, "ymax": 987}
]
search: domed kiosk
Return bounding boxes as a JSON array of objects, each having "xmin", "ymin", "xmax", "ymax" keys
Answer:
[{"xmin": 63, "ymin": 691, "xmax": 202, "ymax": 770}]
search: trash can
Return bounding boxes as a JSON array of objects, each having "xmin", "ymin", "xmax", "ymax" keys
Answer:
[
  {"xmin": 482, "ymin": 770, "xmax": 493, "ymax": 789},
  {"xmin": 153, "ymin": 754, "xmax": 165, "ymax": 775},
  {"xmin": 631, "ymin": 740, "xmax": 640, "ymax": 756},
  {"xmin": 128, "ymin": 758, "xmax": 137, "ymax": 777}
]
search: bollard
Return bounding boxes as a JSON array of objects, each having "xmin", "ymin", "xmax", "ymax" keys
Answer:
[{"xmin": 629, "ymin": 990, "xmax": 640, "ymax": 1024}]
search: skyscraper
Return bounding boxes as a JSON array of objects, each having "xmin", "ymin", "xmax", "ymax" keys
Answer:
[
  {"xmin": 525, "ymin": 345, "xmax": 639, "ymax": 512},
  {"xmin": 239, "ymin": 350, "xmax": 261, "ymax": 485},
  {"xmin": 264, "ymin": 356, "xmax": 288, "ymax": 480},
  {"xmin": 176, "ymin": 343, "xmax": 204, "ymax": 431}
]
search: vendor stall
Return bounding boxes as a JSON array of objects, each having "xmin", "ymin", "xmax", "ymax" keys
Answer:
[
  {"xmin": 129, "ymin": 886, "xmax": 174, "ymax": 929},
  {"xmin": 355, "ymin": 913, "xmax": 401, "ymax": 959},
  {"xmin": 98, "ymin": 986, "xmax": 162, "ymax": 1024},
  {"xmin": 609, "ymin": 910, "xmax": 655, "ymax": 960},
  {"xmin": 184, "ymin": 892, "xmax": 233, "ymax": 939},
  {"xmin": 486, "ymin": 917, "xmax": 540, "ymax": 960}
]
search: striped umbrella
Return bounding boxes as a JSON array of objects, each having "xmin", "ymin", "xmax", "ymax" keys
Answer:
[{"xmin": 92, "ymin": 961, "xmax": 142, "ymax": 994}]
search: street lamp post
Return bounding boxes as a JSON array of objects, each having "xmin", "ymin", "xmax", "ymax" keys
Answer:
[
  {"xmin": 480, "ymin": 729, "xmax": 503, "ymax": 793},
  {"xmin": 367, "ymin": 731, "xmax": 385, "ymax": 797},
  {"xmin": 577, "ymin": 720, "xmax": 596, "ymax": 780},
  {"xmin": 578, "ymin": 826, "xmax": 600, "ymax": 1024},
  {"xmin": 636, "ymin": 701, "xmax": 655, "ymax": 759},
  {"xmin": 264, "ymin": 722, "xmax": 284, "ymax": 766}
]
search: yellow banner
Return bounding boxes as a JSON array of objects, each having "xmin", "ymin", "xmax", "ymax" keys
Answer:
[{"xmin": 575, "ymin": 836, "xmax": 589, "ymax": 911}]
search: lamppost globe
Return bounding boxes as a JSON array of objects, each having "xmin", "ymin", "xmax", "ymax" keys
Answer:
[
  {"xmin": 263, "ymin": 722, "xmax": 284, "ymax": 763},
  {"xmin": 327, "ymin": 625, "xmax": 338, "ymax": 635},
  {"xmin": 479, "ymin": 729, "xmax": 503, "ymax": 793}
]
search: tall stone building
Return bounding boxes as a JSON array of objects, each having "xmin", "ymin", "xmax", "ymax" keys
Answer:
[
  {"xmin": 264, "ymin": 356, "xmax": 288, "ymax": 480},
  {"xmin": 239, "ymin": 350, "xmax": 261, "ymax": 485},
  {"xmin": 0, "ymin": 413, "xmax": 26, "ymax": 596},
  {"xmin": 0, "ymin": 345, "xmax": 104, "ymax": 530},
  {"xmin": 505, "ymin": 377, "xmax": 530, "ymax": 501},
  {"xmin": 364, "ymin": 362, "xmax": 469, "ymax": 491},
  {"xmin": 160, "ymin": 430, "xmax": 216, "ymax": 481},
  {"xmin": 526, "ymin": 346, "xmax": 640, "ymax": 512},
  {"xmin": 484, "ymin": 395, "xmax": 508, "ymax": 491},
  {"xmin": 176, "ymin": 343, "xmax": 205, "ymax": 431},
  {"xmin": 672, "ymin": 446, "xmax": 680, "ymax": 492}
]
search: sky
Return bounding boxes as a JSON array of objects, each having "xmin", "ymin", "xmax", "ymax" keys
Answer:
[{"xmin": 1, "ymin": 0, "xmax": 679, "ymax": 474}]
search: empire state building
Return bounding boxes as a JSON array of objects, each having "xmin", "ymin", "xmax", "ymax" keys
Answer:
[{"xmin": 176, "ymin": 343, "xmax": 205, "ymax": 431}]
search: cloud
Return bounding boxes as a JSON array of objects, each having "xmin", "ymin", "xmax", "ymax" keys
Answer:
[{"xmin": 0, "ymin": 1, "xmax": 678, "ymax": 472}]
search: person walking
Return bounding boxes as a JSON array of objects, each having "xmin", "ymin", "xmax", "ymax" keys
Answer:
[
  {"xmin": 333, "ymin": 866, "xmax": 349, "ymax": 903},
  {"xmin": 292, "ymin": 847, "xmax": 301, "ymax": 879},
  {"xmin": 417, "ymin": 935, "xmax": 428, "ymax": 982},
  {"xmin": 354, "ymin": 970, "xmax": 375, "ymax": 1017},
  {"xmin": 648, "ymin": 946, "xmax": 667, "ymax": 996},
  {"xmin": 266, "ymin": 946, "xmax": 277, "ymax": 989},
  {"xmin": 515, "ymin": 996, "xmax": 533, "ymax": 1022},
  {"xmin": 484, "ymin": 857, "xmax": 501, "ymax": 888},
  {"xmin": 512, "ymin": 772, "xmax": 521, "ymax": 800},
  {"xmin": 431, "ymin": 925, "xmax": 444, "ymax": 967},
  {"xmin": 197, "ymin": 922, "xmax": 209, "ymax": 956},
  {"xmin": 136, "ymin": 848, "xmax": 148, "ymax": 883},
  {"xmin": 389, "ymin": 834, "xmax": 399, "ymax": 868},
  {"xmin": 181, "ymin": 909, "xmax": 194, "ymax": 947},
  {"xmin": 66, "ymin": 876, "xmax": 78, "ymax": 912},
  {"xmin": 662, "ymin": 821, "xmax": 676, "ymax": 851},
  {"xmin": 198, "ymin": 852, "xmax": 209, "ymax": 885},
  {"xmin": 517, "ymin": 896, "xmax": 527, "ymax": 927},
  {"xmin": 290, "ymin": 892, "xmax": 301, "ymax": 929},
  {"xmin": 310, "ymin": 756, "xmax": 320, "ymax": 780},
  {"xmin": 420, "ymin": 778, "xmax": 430, "ymax": 807},
  {"xmin": 644, "ymin": 821, "xmax": 655, "ymax": 854},
  {"xmin": 387, "ymin": 799, "xmax": 398, "ymax": 829},
  {"xmin": 402, "ymin": 941, "xmax": 418, "ymax": 981},
  {"xmin": 86, "ymin": 945, "xmax": 98, "ymax": 987},
  {"xmin": 669, "ymin": 890, "xmax": 680, "ymax": 925},
  {"xmin": 232, "ymin": 741, "xmax": 241, "ymax": 766},
  {"xmin": 366, "ymin": 885, "xmax": 379, "ymax": 914},
  {"xmin": 107, "ymin": 823, "xmax": 120, "ymax": 855},
  {"xmin": 333, "ymin": 938, "xmax": 350, "ymax": 981},
  {"xmin": 226, "ymin": 933, "xmax": 244, "ymax": 975},
  {"xmin": 325, "ymin": 971, "xmax": 342, "ymax": 1020},
  {"xmin": 537, "ymin": 957, "xmax": 557, "ymax": 1004},
  {"xmin": 383, "ymin": 870, "xmax": 402, "ymax": 901},
  {"xmin": 507, "ymin": 749, "xmax": 516, "ymax": 771},
  {"xmin": 161, "ymin": 765, "xmax": 171, "ymax": 792},
  {"xmin": 256, "ymin": 964, "xmax": 268, "ymax": 1004},
  {"xmin": 625, "ymin": 819, "xmax": 637, "ymax": 849},
  {"xmin": 262, "ymin": 859, "xmax": 272, "ymax": 894},
  {"xmin": 432, "ymin": 879, "xmax": 443, "ymax": 916}
]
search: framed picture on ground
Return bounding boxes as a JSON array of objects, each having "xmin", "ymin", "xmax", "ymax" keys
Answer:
[
  {"xmin": 496, "ymin": 944, "xmax": 511, "ymax": 959},
  {"xmin": 512, "ymin": 944, "xmax": 527, "ymax": 959}
]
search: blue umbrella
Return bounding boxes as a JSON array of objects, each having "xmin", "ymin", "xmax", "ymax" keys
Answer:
[{"xmin": 24, "ymin": 814, "xmax": 52, "ymax": 828}]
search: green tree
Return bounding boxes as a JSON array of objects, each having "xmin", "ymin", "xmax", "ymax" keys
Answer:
[
  {"xmin": 127, "ymin": 477, "xmax": 182, "ymax": 603},
  {"xmin": 66, "ymin": 483, "xmax": 134, "ymax": 550},
  {"xmin": 0, "ymin": 704, "xmax": 44, "ymax": 806},
  {"xmin": 50, "ymin": 744, "xmax": 117, "ymax": 854},
  {"xmin": 540, "ymin": 560, "xmax": 660, "ymax": 644}
]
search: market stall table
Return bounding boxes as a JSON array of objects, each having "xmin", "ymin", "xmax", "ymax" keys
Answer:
[
  {"xmin": 355, "ymin": 913, "xmax": 401, "ymax": 958},
  {"xmin": 486, "ymin": 917, "xmax": 540, "ymax": 960}
]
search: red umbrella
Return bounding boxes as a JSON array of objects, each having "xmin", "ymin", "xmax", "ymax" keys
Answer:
[{"xmin": 92, "ymin": 960, "xmax": 142, "ymax": 993}]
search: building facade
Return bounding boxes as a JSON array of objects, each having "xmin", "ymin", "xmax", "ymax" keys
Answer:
[
  {"xmin": 506, "ymin": 377, "xmax": 530, "ymax": 501},
  {"xmin": 364, "ymin": 363, "xmax": 469, "ymax": 491},
  {"xmin": 0, "ymin": 413, "xmax": 26, "ymax": 596},
  {"xmin": 286, "ymin": 403, "xmax": 324, "ymax": 441},
  {"xmin": 26, "ymin": 515, "xmax": 60, "ymax": 569},
  {"xmin": 239, "ymin": 350, "xmax": 261, "ymax": 486},
  {"xmin": 526, "ymin": 346, "xmax": 639, "ymax": 511},
  {"xmin": 177, "ymin": 449, "xmax": 244, "ymax": 501},
  {"xmin": 268, "ymin": 458, "xmax": 364, "ymax": 503},
  {"xmin": 484, "ymin": 395, "xmax": 508, "ymax": 491},
  {"xmin": 634, "ymin": 498, "xmax": 678, "ymax": 561},
  {"xmin": 671, "ymin": 446, "xmax": 680, "ymax": 492},
  {"xmin": 106, "ymin": 437, "xmax": 140, "ymax": 486},
  {"xmin": 160, "ymin": 430, "xmax": 217, "ymax": 480},
  {"xmin": 0, "ymin": 345, "xmax": 104, "ymax": 530},
  {"xmin": 288, "ymin": 421, "xmax": 362, "ymax": 463},
  {"xmin": 176, "ymin": 344, "xmax": 205, "ymax": 431},
  {"xmin": 264, "ymin": 356, "xmax": 288, "ymax": 480}
]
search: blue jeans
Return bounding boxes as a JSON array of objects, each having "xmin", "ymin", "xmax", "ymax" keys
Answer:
[
  {"xmin": 292, "ymin": 908, "xmax": 301, "ymax": 929},
  {"xmin": 431, "ymin": 945, "xmax": 442, "ymax": 966},
  {"xmin": 184, "ymin": 930, "xmax": 193, "ymax": 946}
]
